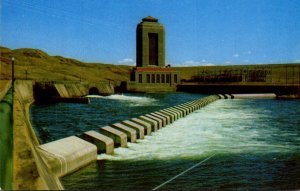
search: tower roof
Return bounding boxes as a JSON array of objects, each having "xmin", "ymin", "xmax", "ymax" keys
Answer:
[{"xmin": 142, "ymin": 16, "xmax": 158, "ymax": 22}]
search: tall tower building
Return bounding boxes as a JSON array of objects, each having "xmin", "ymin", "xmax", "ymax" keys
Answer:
[
  {"xmin": 126, "ymin": 16, "xmax": 179, "ymax": 92},
  {"xmin": 136, "ymin": 16, "xmax": 165, "ymax": 67}
]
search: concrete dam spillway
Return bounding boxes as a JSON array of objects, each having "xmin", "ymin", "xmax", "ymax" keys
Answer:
[
  {"xmin": 1, "ymin": 79, "xmax": 299, "ymax": 190},
  {"xmin": 35, "ymin": 94, "xmax": 221, "ymax": 182}
]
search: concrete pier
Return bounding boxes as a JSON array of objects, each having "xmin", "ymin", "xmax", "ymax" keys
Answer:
[
  {"xmin": 173, "ymin": 106, "xmax": 188, "ymax": 116},
  {"xmin": 110, "ymin": 123, "xmax": 137, "ymax": 143},
  {"xmin": 152, "ymin": 112, "xmax": 170, "ymax": 125},
  {"xmin": 171, "ymin": 107, "xmax": 186, "ymax": 117},
  {"xmin": 99, "ymin": 126, "xmax": 127, "ymax": 147},
  {"xmin": 121, "ymin": 120, "xmax": 145, "ymax": 139},
  {"xmin": 159, "ymin": 109, "xmax": 177, "ymax": 121},
  {"xmin": 155, "ymin": 110, "xmax": 176, "ymax": 124},
  {"xmin": 165, "ymin": 108, "xmax": 181, "ymax": 119},
  {"xmin": 138, "ymin": 116, "xmax": 159, "ymax": 131},
  {"xmin": 145, "ymin": 114, "xmax": 164, "ymax": 128},
  {"xmin": 148, "ymin": 113, "xmax": 167, "ymax": 126},
  {"xmin": 37, "ymin": 136, "xmax": 97, "ymax": 177},
  {"xmin": 82, "ymin": 131, "xmax": 114, "ymax": 154},
  {"xmin": 130, "ymin": 118, "xmax": 152, "ymax": 135}
]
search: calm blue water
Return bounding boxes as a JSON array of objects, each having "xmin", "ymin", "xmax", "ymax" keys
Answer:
[{"xmin": 30, "ymin": 93, "xmax": 300, "ymax": 190}]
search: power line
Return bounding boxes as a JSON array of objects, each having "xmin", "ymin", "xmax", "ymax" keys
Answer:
[
  {"xmin": 3, "ymin": 0, "xmax": 131, "ymax": 30},
  {"xmin": 152, "ymin": 153, "xmax": 216, "ymax": 190}
]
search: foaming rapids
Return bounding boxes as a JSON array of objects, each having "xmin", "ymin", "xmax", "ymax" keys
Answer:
[
  {"xmin": 86, "ymin": 94, "xmax": 158, "ymax": 106},
  {"xmin": 98, "ymin": 99, "xmax": 298, "ymax": 161}
]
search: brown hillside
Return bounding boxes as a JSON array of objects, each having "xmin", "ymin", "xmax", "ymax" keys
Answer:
[{"xmin": 0, "ymin": 46, "xmax": 133, "ymax": 83}]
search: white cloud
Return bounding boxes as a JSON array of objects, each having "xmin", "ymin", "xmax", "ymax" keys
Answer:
[
  {"xmin": 182, "ymin": 60, "xmax": 215, "ymax": 67},
  {"xmin": 118, "ymin": 58, "xmax": 135, "ymax": 65},
  {"xmin": 232, "ymin": 54, "xmax": 239, "ymax": 58},
  {"xmin": 183, "ymin": 60, "xmax": 201, "ymax": 65},
  {"xmin": 203, "ymin": 63, "xmax": 215, "ymax": 66}
]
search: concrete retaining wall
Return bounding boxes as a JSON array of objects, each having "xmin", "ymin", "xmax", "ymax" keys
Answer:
[
  {"xmin": 0, "ymin": 88, "xmax": 13, "ymax": 190},
  {"xmin": 5, "ymin": 80, "xmax": 63, "ymax": 190},
  {"xmin": 34, "ymin": 81, "xmax": 115, "ymax": 103}
]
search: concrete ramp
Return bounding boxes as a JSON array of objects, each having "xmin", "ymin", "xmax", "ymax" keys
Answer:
[{"xmin": 36, "ymin": 136, "xmax": 97, "ymax": 177}]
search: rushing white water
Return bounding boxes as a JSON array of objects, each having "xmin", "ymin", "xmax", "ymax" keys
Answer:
[
  {"xmin": 98, "ymin": 99, "xmax": 299, "ymax": 161},
  {"xmin": 86, "ymin": 94, "xmax": 159, "ymax": 106}
]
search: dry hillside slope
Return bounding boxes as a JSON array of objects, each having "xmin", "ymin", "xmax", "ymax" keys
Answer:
[{"xmin": 0, "ymin": 46, "xmax": 132, "ymax": 83}]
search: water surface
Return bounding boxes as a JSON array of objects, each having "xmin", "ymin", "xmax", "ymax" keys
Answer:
[{"xmin": 30, "ymin": 94, "xmax": 300, "ymax": 190}]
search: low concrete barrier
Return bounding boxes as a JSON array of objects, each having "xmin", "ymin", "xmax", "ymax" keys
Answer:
[
  {"xmin": 232, "ymin": 93, "xmax": 276, "ymax": 99},
  {"xmin": 218, "ymin": 93, "xmax": 276, "ymax": 99}
]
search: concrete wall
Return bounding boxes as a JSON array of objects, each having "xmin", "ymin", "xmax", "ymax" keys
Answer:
[
  {"xmin": 12, "ymin": 80, "xmax": 62, "ymax": 189},
  {"xmin": 34, "ymin": 81, "xmax": 115, "ymax": 103},
  {"xmin": 54, "ymin": 82, "xmax": 114, "ymax": 97},
  {"xmin": 126, "ymin": 81, "xmax": 177, "ymax": 92},
  {"xmin": 0, "ymin": 87, "xmax": 13, "ymax": 190}
]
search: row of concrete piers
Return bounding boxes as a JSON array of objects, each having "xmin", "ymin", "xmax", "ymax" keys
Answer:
[{"xmin": 36, "ymin": 95, "xmax": 220, "ymax": 178}]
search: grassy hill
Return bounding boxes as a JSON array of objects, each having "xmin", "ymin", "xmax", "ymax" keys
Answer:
[{"xmin": 0, "ymin": 46, "xmax": 133, "ymax": 83}]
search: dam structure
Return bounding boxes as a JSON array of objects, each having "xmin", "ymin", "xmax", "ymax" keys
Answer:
[
  {"xmin": 1, "ymin": 16, "xmax": 299, "ymax": 190},
  {"xmin": 35, "ymin": 94, "xmax": 221, "ymax": 186}
]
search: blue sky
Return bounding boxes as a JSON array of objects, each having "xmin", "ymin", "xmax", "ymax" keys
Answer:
[{"xmin": 1, "ymin": 0, "xmax": 300, "ymax": 66}]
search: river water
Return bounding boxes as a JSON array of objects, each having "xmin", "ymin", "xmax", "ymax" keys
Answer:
[{"xmin": 30, "ymin": 93, "xmax": 300, "ymax": 190}]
